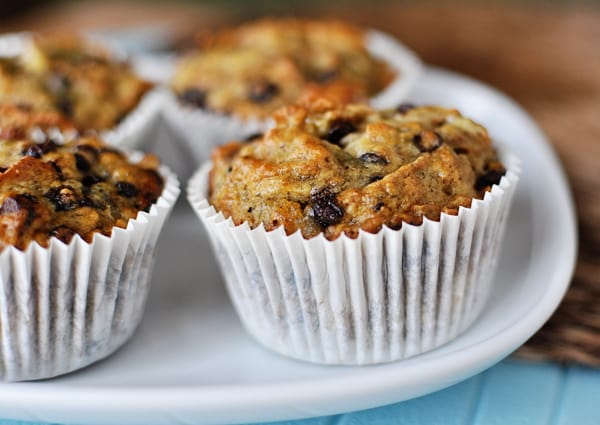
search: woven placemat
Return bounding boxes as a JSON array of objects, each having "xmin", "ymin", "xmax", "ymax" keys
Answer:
[{"xmin": 515, "ymin": 173, "xmax": 600, "ymax": 366}]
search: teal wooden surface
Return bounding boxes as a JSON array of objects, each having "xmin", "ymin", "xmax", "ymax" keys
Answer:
[
  {"xmin": 1, "ymin": 360, "xmax": 600, "ymax": 425},
  {"xmin": 557, "ymin": 366, "xmax": 600, "ymax": 425},
  {"xmin": 472, "ymin": 361, "xmax": 564, "ymax": 425}
]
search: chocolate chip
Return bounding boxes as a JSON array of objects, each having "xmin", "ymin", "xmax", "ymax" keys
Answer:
[
  {"xmin": 50, "ymin": 161, "xmax": 65, "ymax": 180},
  {"xmin": 313, "ymin": 69, "xmax": 338, "ymax": 83},
  {"xmin": 309, "ymin": 188, "xmax": 344, "ymax": 228},
  {"xmin": 23, "ymin": 140, "xmax": 57, "ymax": 158},
  {"xmin": 454, "ymin": 147, "xmax": 469, "ymax": 155},
  {"xmin": 413, "ymin": 131, "xmax": 443, "ymax": 152},
  {"xmin": 23, "ymin": 145, "xmax": 43, "ymax": 158},
  {"xmin": 0, "ymin": 167, "xmax": 6, "ymax": 173},
  {"xmin": 243, "ymin": 132, "xmax": 263, "ymax": 143},
  {"xmin": 116, "ymin": 181, "xmax": 139, "ymax": 198},
  {"xmin": 76, "ymin": 144, "xmax": 100, "ymax": 157},
  {"xmin": 396, "ymin": 103, "xmax": 416, "ymax": 114},
  {"xmin": 374, "ymin": 201, "xmax": 384, "ymax": 211},
  {"xmin": 475, "ymin": 168, "xmax": 506, "ymax": 192},
  {"xmin": 46, "ymin": 186, "xmax": 88, "ymax": 211},
  {"xmin": 82, "ymin": 175, "xmax": 102, "ymax": 186},
  {"xmin": 39, "ymin": 140, "xmax": 57, "ymax": 154},
  {"xmin": 74, "ymin": 153, "xmax": 90, "ymax": 172},
  {"xmin": 325, "ymin": 120, "xmax": 356, "ymax": 146},
  {"xmin": 57, "ymin": 98, "xmax": 73, "ymax": 118},
  {"xmin": 247, "ymin": 207, "xmax": 253, "ymax": 213},
  {"xmin": 360, "ymin": 153, "xmax": 389, "ymax": 164},
  {"xmin": 369, "ymin": 175, "xmax": 383, "ymax": 183},
  {"xmin": 179, "ymin": 88, "xmax": 207, "ymax": 108},
  {"xmin": 50, "ymin": 226, "xmax": 76, "ymax": 244},
  {"xmin": 248, "ymin": 81, "xmax": 279, "ymax": 103}
]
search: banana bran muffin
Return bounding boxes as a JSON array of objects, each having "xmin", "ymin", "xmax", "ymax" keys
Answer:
[
  {"xmin": 209, "ymin": 101, "xmax": 506, "ymax": 240},
  {"xmin": 171, "ymin": 19, "xmax": 395, "ymax": 120},
  {"xmin": 0, "ymin": 34, "xmax": 152, "ymax": 131},
  {"xmin": 0, "ymin": 103, "xmax": 178, "ymax": 381},
  {"xmin": 0, "ymin": 104, "xmax": 164, "ymax": 251}
]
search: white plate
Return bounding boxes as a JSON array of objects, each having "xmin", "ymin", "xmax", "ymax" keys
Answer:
[{"xmin": 0, "ymin": 68, "xmax": 576, "ymax": 425}]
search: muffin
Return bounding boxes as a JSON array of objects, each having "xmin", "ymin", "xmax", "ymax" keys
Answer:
[
  {"xmin": 188, "ymin": 101, "xmax": 520, "ymax": 365},
  {"xmin": 0, "ymin": 33, "xmax": 159, "ymax": 148},
  {"xmin": 165, "ymin": 18, "xmax": 423, "ymax": 168},
  {"xmin": 0, "ymin": 104, "xmax": 179, "ymax": 380},
  {"xmin": 172, "ymin": 19, "xmax": 395, "ymax": 120}
]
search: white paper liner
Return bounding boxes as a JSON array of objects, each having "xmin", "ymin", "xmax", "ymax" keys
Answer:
[
  {"xmin": 0, "ymin": 32, "xmax": 161, "ymax": 151},
  {"xmin": 187, "ymin": 147, "xmax": 520, "ymax": 365},
  {"xmin": 0, "ymin": 159, "xmax": 180, "ymax": 381},
  {"xmin": 161, "ymin": 29, "xmax": 423, "ymax": 169},
  {"xmin": 366, "ymin": 30, "xmax": 423, "ymax": 109},
  {"xmin": 162, "ymin": 88, "xmax": 267, "ymax": 166},
  {"xmin": 100, "ymin": 88, "xmax": 163, "ymax": 150}
]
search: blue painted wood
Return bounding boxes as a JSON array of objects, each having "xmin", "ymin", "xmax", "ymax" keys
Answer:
[
  {"xmin": 471, "ymin": 360, "xmax": 564, "ymax": 425},
  {"xmin": 255, "ymin": 417, "xmax": 339, "ymax": 425},
  {"xmin": 2, "ymin": 360, "xmax": 600, "ymax": 425},
  {"xmin": 556, "ymin": 366, "xmax": 600, "ymax": 425},
  {"xmin": 325, "ymin": 373, "xmax": 483, "ymax": 425},
  {"xmin": 253, "ymin": 415, "xmax": 340, "ymax": 425}
]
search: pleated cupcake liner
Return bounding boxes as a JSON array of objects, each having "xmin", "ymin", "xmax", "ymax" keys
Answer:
[
  {"xmin": 161, "ymin": 87, "xmax": 267, "ymax": 172},
  {"xmin": 0, "ymin": 32, "xmax": 162, "ymax": 152},
  {"xmin": 161, "ymin": 29, "xmax": 424, "ymax": 170},
  {"xmin": 187, "ymin": 147, "xmax": 520, "ymax": 365},
  {"xmin": 0, "ymin": 159, "xmax": 180, "ymax": 381}
]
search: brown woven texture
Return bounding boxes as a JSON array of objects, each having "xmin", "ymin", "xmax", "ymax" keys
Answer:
[{"xmin": 4, "ymin": 2, "xmax": 600, "ymax": 365}]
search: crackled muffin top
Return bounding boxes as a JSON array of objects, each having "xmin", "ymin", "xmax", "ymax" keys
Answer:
[
  {"xmin": 0, "ymin": 105, "xmax": 164, "ymax": 250},
  {"xmin": 0, "ymin": 34, "xmax": 151, "ymax": 131},
  {"xmin": 209, "ymin": 102, "xmax": 506, "ymax": 240},
  {"xmin": 171, "ymin": 19, "xmax": 395, "ymax": 120}
]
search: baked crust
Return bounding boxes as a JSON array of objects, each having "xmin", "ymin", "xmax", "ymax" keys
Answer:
[
  {"xmin": 0, "ymin": 34, "xmax": 151, "ymax": 131},
  {"xmin": 172, "ymin": 19, "xmax": 395, "ymax": 119},
  {"xmin": 0, "ymin": 105, "xmax": 163, "ymax": 250},
  {"xmin": 209, "ymin": 102, "xmax": 506, "ymax": 240}
]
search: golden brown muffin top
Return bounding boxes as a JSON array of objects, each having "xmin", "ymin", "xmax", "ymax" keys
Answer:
[
  {"xmin": 171, "ymin": 19, "xmax": 395, "ymax": 120},
  {"xmin": 0, "ymin": 105, "xmax": 164, "ymax": 250},
  {"xmin": 0, "ymin": 34, "xmax": 151, "ymax": 131},
  {"xmin": 0, "ymin": 103, "xmax": 76, "ymax": 140},
  {"xmin": 209, "ymin": 102, "xmax": 506, "ymax": 240}
]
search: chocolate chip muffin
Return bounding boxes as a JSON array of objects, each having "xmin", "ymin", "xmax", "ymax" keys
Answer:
[
  {"xmin": 0, "ymin": 34, "xmax": 152, "ymax": 131},
  {"xmin": 171, "ymin": 19, "xmax": 395, "ymax": 120},
  {"xmin": 209, "ymin": 102, "xmax": 506, "ymax": 240},
  {"xmin": 189, "ymin": 101, "xmax": 519, "ymax": 364},
  {"xmin": 0, "ymin": 104, "xmax": 179, "ymax": 381},
  {"xmin": 0, "ymin": 104, "xmax": 164, "ymax": 250}
]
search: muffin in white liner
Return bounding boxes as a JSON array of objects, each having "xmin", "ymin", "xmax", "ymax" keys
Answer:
[
  {"xmin": 0, "ymin": 32, "xmax": 162, "ymax": 151},
  {"xmin": 162, "ymin": 27, "xmax": 423, "ymax": 168},
  {"xmin": 0, "ymin": 157, "xmax": 179, "ymax": 381},
  {"xmin": 188, "ymin": 147, "xmax": 520, "ymax": 365}
]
